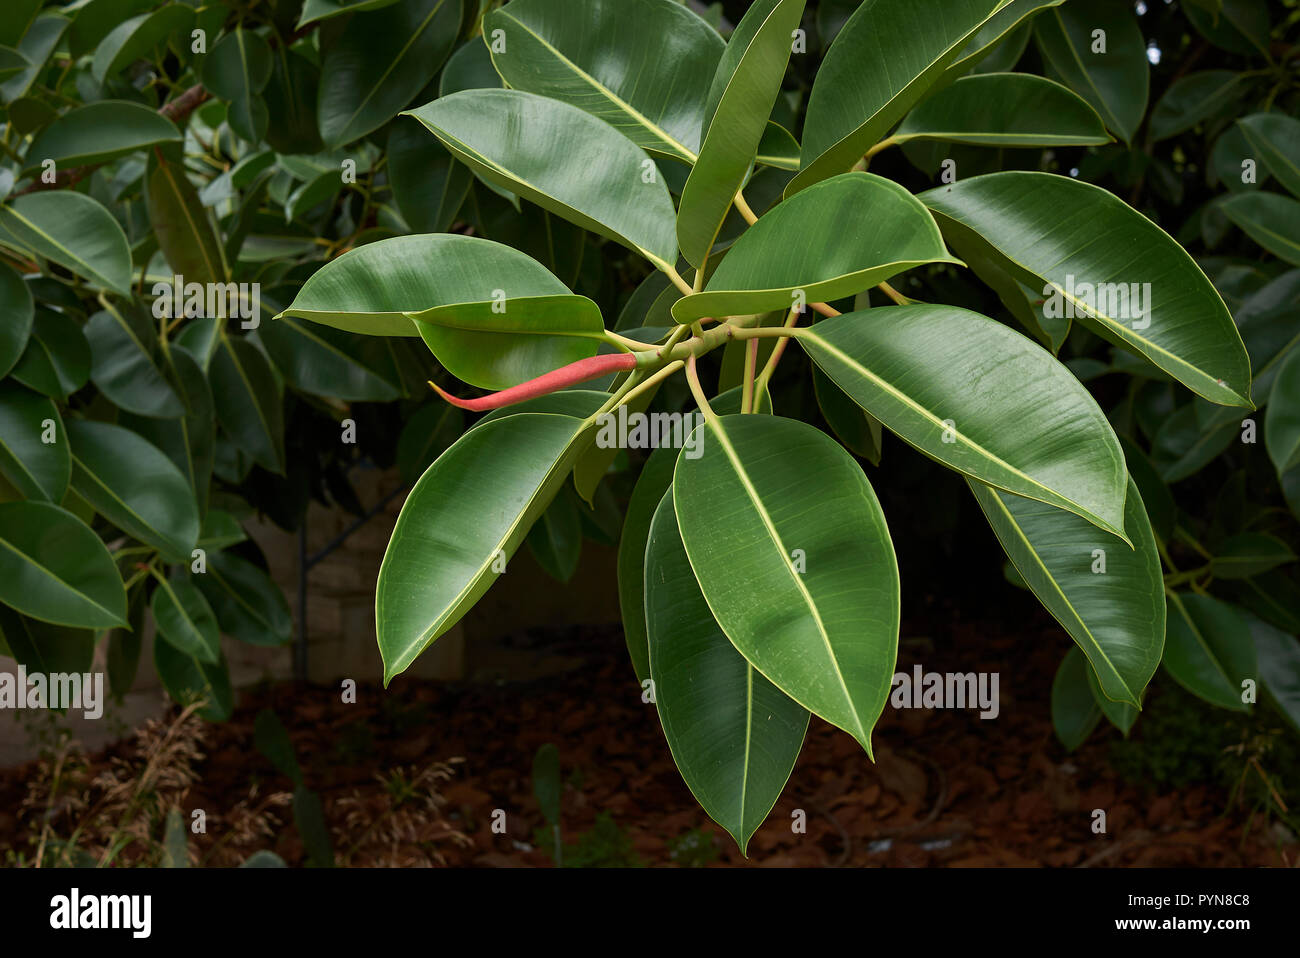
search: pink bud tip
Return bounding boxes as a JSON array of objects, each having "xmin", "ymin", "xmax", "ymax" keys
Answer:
[{"xmin": 429, "ymin": 352, "xmax": 638, "ymax": 411}]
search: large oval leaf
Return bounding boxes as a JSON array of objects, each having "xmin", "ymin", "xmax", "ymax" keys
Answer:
[
  {"xmin": 387, "ymin": 120, "xmax": 470, "ymax": 234},
  {"xmin": 801, "ymin": 304, "xmax": 1128, "ymax": 538},
  {"xmin": 84, "ymin": 302, "xmax": 184, "ymax": 418},
  {"xmin": 377, "ymin": 412, "xmax": 596, "ymax": 683},
  {"xmin": 676, "ymin": 0, "xmax": 805, "ymax": 267},
  {"xmin": 922, "ymin": 171, "xmax": 1253, "ymax": 407},
  {"xmin": 154, "ymin": 639, "xmax": 232, "ymax": 720},
  {"xmin": 147, "ymin": 145, "xmax": 228, "ymax": 285},
  {"xmin": 0, "ymin": 191, "xmax": 133, "ymax": 296},
  {"xmin": 945, "ymin": 0, "xmax": 1064, "ymax": 77},
  {"xmin": 673, "ymin": 173, "xmax": 958, "ymax": 322},
  {"xmin": 66, "ymin": 418, "xmax": 200, "ymax": 561},
  {"xmin": 209, "ymin": 332, "xmax": 284, "ymax": 475},
  {"xmin": 1220, "ymin": 192, "xmax": 1300, "ymax": 267},
  {"xmin": 484, "ymin": 0, "xmax": 723, "ymax": 162},
  {"xmin": 894, "ymin": 73, "xmax": 1110, "ymax": 148},
  {"xmin": 258, "ymin": 317, "xmax": 400, "ymax": 402},
  {"xmin": 0, "ymin": 501, "xmax": 127, "ymax": 629},
  {"xmin": 25, "ymin": 100, "xmax": 180, "ymax": 172},
  {"xmin": 317, "ymin": 0, "xmax": 461, "ymax": 148},
  {"xmin": 1032, "ymin": 0, "xmax": 1148, "ymax": 145},
  {"xmin": 645, "ymin": 491, "xmax": 808, "ymax": 854},
  {"xmin": 1247, "ymin": 612, "xmax": 1300, "ymax": 736},
  {"xmin": 673, "ymin": 414, "xmax": 899, "ymax": 754},
  {"xmin": 200, "ymin": 27, "xmax": 273, "ymax": 144},
  {"xmin": 790, "ymin": 0, "xmax": 1005, "ymax": 195},
  {"xmin": 91, "ymin": 4, "xmax": 192, "ymax": 84},
  {"xmin": 1163, "ymin": 593, "xmax": 1255, "ymax": 712},
  {"xmin": 0, "ymin": 379, "xmax": 67, "ymax": 502},
  {"xmin": 969, "ymin": 476, "xmax": 1163, "ymax": 707},
  {"xmin": 1237, "ymin": 114, "xmax": 1300, "ymax": 201},
  {"xmin": 1265, "ymin": 345, "xmax": 1300, "ymax": 476},
  {"xmin": 403, "ymin": 89, "xmax": 679, "ymax": 270},
  {"xmin": 9, "ymin": 307, "xmax": 90, "ymax": 399}
]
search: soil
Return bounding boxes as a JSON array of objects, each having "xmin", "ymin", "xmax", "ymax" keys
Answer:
[{"xmin": 1, "ymin": 609, "xmax": 1295, "ymax": 868}]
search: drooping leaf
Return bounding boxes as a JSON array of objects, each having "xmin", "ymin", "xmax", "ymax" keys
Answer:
[
  {"xmin": 969, "ymin": 476, "xmax": 1163, "ymax": 707},
  {"xmin": 484, "ymin": 0, "xmax": 724, "ymax": 161},
  {"xmin": 194, "ymin": 551, "xmax": 292, "ymax": 647},
  {"xmin": 84, "ymin": 301, "xmax": 184, "ymax": 418},
  {"xmin": 0, "ymin": 606, "xmax": 95, "ymax": 677},
  {"xmin": 1163, "ymin": 593, "xmax": 1255, "ymax": 712},
  {"xmin": 396, "ymin": 402, "xmax": 463, "ymax": 485},
  {"xmin": 0, "ymin": 260, "xmax": 33, "ymax": 378},
  {"xmin": 1247, "ymin": 612, "xmax": 1300, "ymax": 736},
  {"xmin": 1265, "ymin": 346, "xmax": 1300, "ymax": 476},
  {"xmin": 1149, "ymin": 71, "xmax": 1245, "ymax": 143},
  {"xmin": 91, "ymin": 4, "xmax": 193, "ymax": 85},
  {"xmin": 377, "ymin": 412, "xmax": 597, "ymax": 682},
  {"xmin": 1211, "ymin": 532, "xmax": 1296, "ymax": 580},
  {"xmin": 258, "ymin": 317, "xmax": 400, "ymax": 402},
  {"xmin": 150, "ymin": 573, "xmax": 220, "ymax": 664},
  {"xmin": 66, "ymin": 419, "xmax": 200, "ymax": 561},
  {"xmin": 146, "ymin": 145, "xmax": 229, "ymax": 285},
  {"xmin": 801, "ymin": 305, "xmax": 1129, "ymax": 538},
  {"xmin": 673, "ymin": 173, "xmax": 958, "ymax": 322},
  {"xmin": 154, "ymin": 638, "xmax": 233, "ymax": 720},
  {"xmin": 200, "ymin": 27, "xmax": 273, "ymax": 143},
  {"xmin": 1032, "ymin": 0, "xmax": 1148, "ymax": 145},
  {"xmin": 317, "ymin": 0, "xmax": 462, "ymax": 147},
  {"xmin": 923, "ymin": 172, "xmax": 1253, "ymax": 407},
  {"xmin": 0, "ymin": 501, "xmax": 128, "ymax": 629},
  {"xmin": 525, "ymin": 484, "xmax": 582, "ymax": 582},
  {"xmin": 645, "ymin": 491, "xmax": 808, "ymax": 854},
  {"xmin": 945, "ymin": 0, "xmax": 1064, "ymax": 77},
  {"xmin": 208, "ymin": 332, "xmax": 285, "ymax": 475},
  {"xmin": 673, "ymin": 414, "xmax": 899, "ymax": 754},
  {"xmin": 387, "ymin": 120, "xmax": 471, "ymax": 234},
  {"xmin": 404, "ymin": 89, "xmax": 680, "ymax": 270},
  {"xmin": 1050, "ymin": 646, "xmax": 1101, "ymax": 751}
]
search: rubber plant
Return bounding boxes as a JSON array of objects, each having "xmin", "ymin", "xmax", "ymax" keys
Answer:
[{"xmin": 277, "ymin": 0, "xmax": 1291, "ymax": 853}]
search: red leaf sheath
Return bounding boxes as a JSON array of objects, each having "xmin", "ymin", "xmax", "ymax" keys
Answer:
[{"xmin": 430, "ymin": 352, "xmax": 638, "ymax": 411}]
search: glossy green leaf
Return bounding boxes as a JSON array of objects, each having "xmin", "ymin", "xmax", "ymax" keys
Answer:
[
  {"xmin": 201, "ymin": 27, "xmax": 273, "ymax": 143},
  {"xmin": 122, "ymin": 347, "xmax": 215, "ymax": 518},
  {"xmin": 802, "ymin": 305, "xmax": 1128, "ymax": 538},
  {"xmin": 645, "ymin": 491, "xmax": 808, "ymax": 854},
  {"xmin": 196, "ymin": 511, "xmax": 246, "ymax": 551},
  {"xmin": 317, "ymin": 0, "xmax": 461, "ymax": 148},
  {"xmin": 0, "ymin": 380, "xmax": 66, "ymax": 502},
  {"xmin": 377, "ymin": 412, "xmax": 597, "ymax": 682},
  {"xmin": 674, "ymin": 414, "xmax": 899, "ymax": 754},
  {"xmin": 66, "ymin": 419, "xmax": 199, "ymax": 561},
  {"xmin": 1220, "ymin": 192, "xmax": 1300, "ymax": 267},
  {"xmin": 756, "ymin": 122, "xmax": 800, "ymax": 170},
  {"xmin": 258, "ymin": 317, "xmax": 400, "ymax": 402},
  {"xmin": 484, "ymin": 0, "xmax": 724, "ymax": 161},
  {"xmin": 150, "ymin": 573, "xmax": 220, "ymax": 664},
  {"xmin": 894, "ymin": 73, "xmax": 1110, "ymax": 147},
  {"xmin": 10, "ymin": 308, "xmax": 90, "ymax": 400},
  {"xmin": 676, "ymin": 0, "xmax": 805, "ymax": 267},
  {"xmin": 0, "ymin": 501, "xmax": 127, "ymax": 629},
  {"xmin": 0, "ymin": 191, "xmax": 133, "ymax": 296},
  {"xmin": 813, "ymin": 366, "xmax": 882, "ymax": 464},
  {"xmin": 673, "ymin": 173, "xmax": 957, "ymax": 322},
  {"xmin": 1050, "ymin": 645, "xmax": 1101, "ymax": 751},
  {"xmin": 440, "ymin": 37, "xmax": 502, "ymax": 96},
  {"xmin": 279, "ymin": 233, "xmax": 572, "ymax": 343},
  {"xmin": 1149, "ymin": 70, "xmax": 1244, "ymax": 142},
  {"xmin": 25, "ymin": 100, "xmax": 181, "ymax": 172},
  {"xmin": 0, "ymin": 0, "xmax": 40, "ymax": 47},
  {"xmin": 1151, "ymin": 403, "xmax": 1237, "ymax": 482},
  {"xmin": 923, "ymin": 172, "xmax": 1253, "ymax": 407},
  {"xmin": 404, "ymin": 89, "xmax": 679, "ymax": 270},
  {"xmin": 617, "ymin": 446, "xmax": 677, "ymax": 687},
  {"xmin": 0, "ymin": 260, "xmax": 33, "ymax": 378},
  {"xmin": 0, "ymin": 15, "xmax": 68, "ymax": 104},
  {"xmin": 1211, "ymin": 532, "xmax": 1296, "ymax": 580},
  {"xmin": 146, "ymin": 146, "xmax": 228, "ymax": 285},
  {"xmin": 194, "ymin": 551, "xmax": 292, "ymax": 647},
  {"xmin": 1185, "ymin": 0, "xmax": 1270, "ymax": 57},
  {"xmin": 790, "ymin": 0, "xmax": 1006, "ymax": 195},
  {"xmin": 263, "ymin": 47, "xmax": 324, "ymax": 156},
  {"xmin": 67, "ymin": 0, "xmax": 155, "ymax": 57},
  {"xmin": 1032, "ymin": 0, "xmax": 1148, "ymax": 145},
  {"xmin": 154, "ymin": 638, "xmax": 233, "ymax": 720},
  {"xmin": 1237, "ymin": 114, "xmax": 1300, "ymax": 201},
  {"xmin": 969, "ymin": 476, "xmax": 1163, "ymax": 707},
  {"xmin": 208, "ymin": 332, "xmax": 284, "ymax": 475},
  {"xmin": 91, "ymin": 4, "xmax": 193, "ymax": 84},
  {"xmin": 107, "ymin": 586, "xmax": 146, "ymax": 698},
  {"xmin": 84, "ymin": 302, "xmax": 183, "ymax": 418},
  {"xmin": 1265, "ymin": 346, "xmax": 1300, "ymax": 475},
  {"xmin": 1163, "ymin": 593, "xmax": 1255, "ymax": 712},
  {"xmin": 387, "ymin": 120, "xmax": 470, "ymax": 234},
  {"xmin": 298, "ymin": 0, "xmax": 404, "ymax": 26}
]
